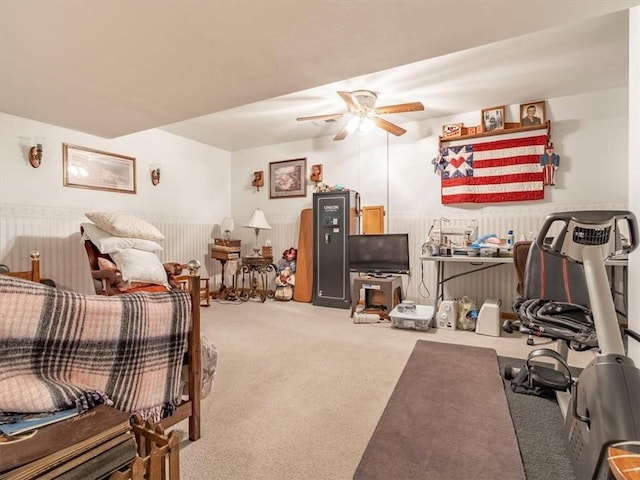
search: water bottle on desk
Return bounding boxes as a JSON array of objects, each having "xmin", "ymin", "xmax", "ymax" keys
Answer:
[{"xmin": 506, "ymin": 229, "xmax": 514, "ymax": 250}]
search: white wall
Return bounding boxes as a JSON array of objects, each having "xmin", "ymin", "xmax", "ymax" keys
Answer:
[
  {"xmin": 0, "ymin": 84, "xmax": 634, "ymax": 347},
  {"xmin": 0, "ymin": 113, "xmax": 232, "ymax": 292},
  {"xmin": 231, "ymin": 88, "xmax": 629, "ymax": 223},
  {"xmin": 228, "ymin": 88, "xmax": 633, "ymax": 356},
  {"xmin": 0, "ymin": 113, "xmax": 231, "ymax": 219}
]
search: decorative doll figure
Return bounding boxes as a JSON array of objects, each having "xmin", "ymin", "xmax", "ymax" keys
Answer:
[
  {"xmin": 275, "ymin": 247, "xmax": 297, "ymax": 300},
  {"xmin": 539, "ymin": 143, "xmax": 560, "ymax": 186}
]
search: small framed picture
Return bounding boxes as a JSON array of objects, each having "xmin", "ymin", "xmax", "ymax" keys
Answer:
[
  {"xmin": 519, "ymin": 101, "xmax": 546, "ymax": 127},
  {"xmin": 481, "ymin": 106, "xmax": 505, "ymax": 132}
]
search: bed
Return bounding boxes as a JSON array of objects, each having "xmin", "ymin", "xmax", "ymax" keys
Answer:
[{"xmin": 0, "ymin": 258, "xmax": 202, "ymax": 441}]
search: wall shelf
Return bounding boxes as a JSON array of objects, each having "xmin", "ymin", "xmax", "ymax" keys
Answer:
[{"xmin": 439, "ymin": 121, "xmax": 550, "ymax": 146}]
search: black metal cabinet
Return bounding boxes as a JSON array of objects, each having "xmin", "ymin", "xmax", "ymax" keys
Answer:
[{"xmin": 312, "ymin": 191, "xmax": 360, "ymax": 308}]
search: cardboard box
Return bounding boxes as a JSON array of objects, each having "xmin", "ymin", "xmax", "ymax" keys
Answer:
[{"xmin": 389, "ymin": 304, "xmax": 434, "ymax": 331}]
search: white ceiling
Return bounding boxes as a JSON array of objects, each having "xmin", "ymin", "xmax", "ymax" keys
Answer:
[{"xmin": 1, "ymin": 1, "xmax": 638, "ymax": 152}]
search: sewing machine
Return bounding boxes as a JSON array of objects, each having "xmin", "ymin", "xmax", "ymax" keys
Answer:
[{"xmin": 427, "ymin": 218, "xmax": 478, "ymax": 246}]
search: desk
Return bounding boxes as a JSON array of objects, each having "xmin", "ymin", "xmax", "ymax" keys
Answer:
[
  {"xmin": 420, "ymin": 254, "xmax": 513, "ymax": 308},
  {"xmin": 239, "ymin": 256, "xmax": 275, "ymax": 303},
  {"xmin": 420, "ymin": 254, "xmax": 628, "ymax": 319}
]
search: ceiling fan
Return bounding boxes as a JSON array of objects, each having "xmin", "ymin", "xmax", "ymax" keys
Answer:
[{"xmin": 296, "ymin": 90, "xmax": 424, "ymax": 141}]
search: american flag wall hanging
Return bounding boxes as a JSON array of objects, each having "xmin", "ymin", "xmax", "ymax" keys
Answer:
[{"xmin": 438, "ymin": 130, "xmax": 547, "ymax": 204}]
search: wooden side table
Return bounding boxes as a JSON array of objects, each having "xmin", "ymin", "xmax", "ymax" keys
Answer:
[
  {"xmin": 211, "ymin": 248, "xmax": 240, "ymax": 300},
  {"xmin": 239, "ymin": 256, "xmax": 275, "ymax": 303}
]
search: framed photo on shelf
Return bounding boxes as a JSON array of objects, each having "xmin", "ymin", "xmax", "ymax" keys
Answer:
[
  {"xmin": 481, "ymin": 106, "xmax": 505, "ymax": 132},
  {"xmin": 269, "ymin": 158, "xmax": 307, "ymax": 199},
  {"xmin": 63, "ymin": 143, "xmax": 136, "ymax": 194},
  {"xmin": 520, "ymin": 100, "xmax": 545, "ymax": 127}
]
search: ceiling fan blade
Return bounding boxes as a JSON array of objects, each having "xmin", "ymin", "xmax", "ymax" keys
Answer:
[
  {"xmin": 337, "ymin": 91, "xmax": 359, "ymax": 110},
  {"xmin": 373, "ymin": 116, "xmax": 407, "ymax": 136},
  {"xmin": 333, "ymin": 125, "xmax": 350, "ymax": 141},
  {"xmin": 375, "ymin": 102, "xmax": 424, "ymax": 115},
  {"xmin": 296, "ymin": 113, "xmax": 344, "ymax": 122}
]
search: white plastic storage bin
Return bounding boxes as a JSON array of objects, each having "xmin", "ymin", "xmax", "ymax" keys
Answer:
[{"xmin": 390, "ymin": 304, "xmax": 435, "ymax": 331}]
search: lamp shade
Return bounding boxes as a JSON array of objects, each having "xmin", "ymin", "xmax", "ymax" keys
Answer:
[
  {"xmin": 220, "ymin": 217, "xmax": 235, "ymax": 234},
  {"xmin": 243, "ymin": 209, "xmax": 272, "ymax": 231}
]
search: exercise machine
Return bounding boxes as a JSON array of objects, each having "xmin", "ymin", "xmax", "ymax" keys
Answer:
[{"xmin": 505, "ymin": 210, "xmax": 640, "ymax": 480}]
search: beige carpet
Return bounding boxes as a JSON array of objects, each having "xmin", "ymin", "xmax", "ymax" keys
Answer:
[{"xmin": 173, "ymin": 299, "xmax": 595, "ymax": 479}]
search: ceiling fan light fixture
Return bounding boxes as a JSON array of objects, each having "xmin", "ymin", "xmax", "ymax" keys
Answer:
[
  {"xmin": 346, "ymin": 116, "xmax": 360, "ymax": 135},
  {"xmin": 297, "ymin": 89, "xmax": 423, "ymax": 140},
  {"xmin": 357, "ymin": 116, "xmax": 375, "ymax": 135}
]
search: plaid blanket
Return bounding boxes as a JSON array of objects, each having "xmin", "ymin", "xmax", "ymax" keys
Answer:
[{"xmin": 0, "ymin": 276, "xmax": 191, "ymax": 422}]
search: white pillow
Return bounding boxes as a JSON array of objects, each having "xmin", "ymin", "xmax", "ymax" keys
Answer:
[
  {"xmin": 81, "ymin": 223, "xmax": 163, "ymax": 254},
  {"xmin": 110, "ymin": 249, "xmax": 169, "ymax": 287},
  {"xmin": 85, "ymin": 212, "xmax": 165, "ymax": 241}
]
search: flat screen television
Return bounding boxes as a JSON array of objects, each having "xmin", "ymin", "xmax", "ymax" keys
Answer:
[{"xmin": 348, "ymin": 233, "xmax": 410, "ymax": 275}]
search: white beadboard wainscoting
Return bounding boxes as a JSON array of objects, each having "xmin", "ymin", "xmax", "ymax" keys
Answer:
[{"xmin": 1, "ymin": 203, "xmax": 627, "ymax": 313}]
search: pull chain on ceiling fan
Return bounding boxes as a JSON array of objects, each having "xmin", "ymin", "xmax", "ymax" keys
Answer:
[{"xmin": 296, "ymin": 90, "xmax": 424, "ymax": 141}]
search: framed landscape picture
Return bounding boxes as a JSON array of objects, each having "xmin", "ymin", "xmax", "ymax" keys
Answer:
[
  {"xmin": 269, "ymin": 158, "xmax": 306, "ymax": 199},
  {"xmin": 63, "ymin": 144, "xmax": 136, "ymax": 194}
]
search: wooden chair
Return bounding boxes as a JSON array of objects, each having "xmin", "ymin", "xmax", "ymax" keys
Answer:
[
  {"xmin": 110, "ymin": 416, "xmax": 181, "ymax": 480},
  {"xmin": 175, "ymin": 270, "xmax": 210, "ymax": 307},
  {"xmin": 81, "ymin": 226, "xmax": 182, "ymax": 296}
]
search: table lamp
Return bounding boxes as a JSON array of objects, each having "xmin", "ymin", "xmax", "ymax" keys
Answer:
[
  {"xmin": 220, "ymin": 217, "xmax": 235, "ymax": 241},
  {"xmin": 243, "ymin": 208, "xmax": 272, "ymax": 256}
]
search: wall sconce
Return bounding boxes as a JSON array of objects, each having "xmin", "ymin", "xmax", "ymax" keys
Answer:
[
  {"xmin": 310, "ymin": 164, "xmax": 323, "ymax": 183},
  {"xmin": 150, "ymin": 165, "xmax": 161, "ymax": 186},
  {"xmin": 252, "ymin": 170, "xmax": 264, "ymax": 191},
  {"xmin": 29, "ymin": 143, "xmax": 43, "ymax": 168}
]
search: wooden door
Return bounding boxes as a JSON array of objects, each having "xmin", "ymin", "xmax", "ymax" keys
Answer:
[{"xmin": 362, "ymin": 205, "xmax": 385, "ymax": 234}]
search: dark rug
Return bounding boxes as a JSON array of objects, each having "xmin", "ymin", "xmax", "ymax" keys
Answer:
[
  {"xmin": 499, "ymin": 356, "xmax": 579, "ymax": 480},
  {"xmin": 354, "ymin": 340, "xmax": 525, "ymax": 480}
]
